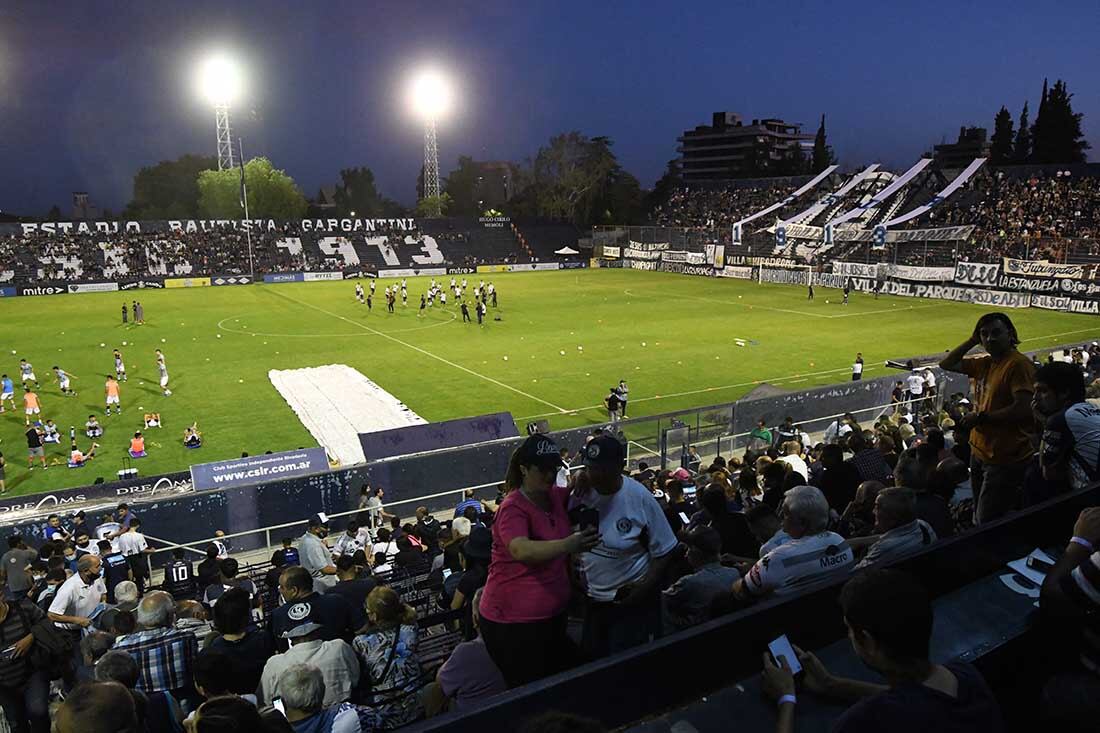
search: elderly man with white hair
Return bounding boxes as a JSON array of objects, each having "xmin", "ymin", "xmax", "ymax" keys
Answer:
[
  {"xmin": 277, "ymin": 663, "xmax": 363, "ymax": 733},
  {"xmin": 732, "ymin": 485, "xmax": 854, "ymax": 601},
  {"xmin": 111, "ymin": 590, "xmax": 198, "ymax": 703}
]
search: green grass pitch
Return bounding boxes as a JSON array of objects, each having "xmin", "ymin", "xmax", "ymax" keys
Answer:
[{"xmin": 1, "ymin": 268, "xmax": 1097, "ymax": 498}]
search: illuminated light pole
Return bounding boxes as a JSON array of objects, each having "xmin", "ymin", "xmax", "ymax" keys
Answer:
[
  {"xmin": 197, "ymin": 54, "xmax": 243, "ymax": 170},
  {"xmin": 408, "ymin": 69, "xmax": 453, "ymax": 216}
]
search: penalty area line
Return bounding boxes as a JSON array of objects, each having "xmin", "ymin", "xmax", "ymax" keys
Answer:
[{"xmin": 273, "ymin": 291, "xmax": 570, "ymax": 414}]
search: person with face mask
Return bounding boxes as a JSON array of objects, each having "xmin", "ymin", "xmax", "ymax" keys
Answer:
[
  {"xmin": 47, "ymin": 555, "xmax": 106, "ymax": 645},
  {"xmin": 939, "ymin": 312, "xmax": 1037, "ymax": 524},
  {"xmin": 72, "ymin": 532, "xmax": 98, "ymax": 559},
  {"xmin": 299, "ymin": 514, "xmax": 338, "ymax": 593}
]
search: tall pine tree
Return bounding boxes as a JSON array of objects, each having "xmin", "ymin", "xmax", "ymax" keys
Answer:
[
  {"xmin": 989, "ymin": 106, "xmax": 1014, "ymax": 165},
  {"xmin": 1038, "ymin": 80, "xmax": 1090, "ymax": 163},
  {"xmin": 1013, "ymin": 102, "xmax": 1031, "ymax": 164},
  {"xmin": 1029, "ymin": 79, "xmax": 1049, "ymax": 162},
  {"xmin": 811, "ymin": 114, "xmax": 836, "ymax": 173}
]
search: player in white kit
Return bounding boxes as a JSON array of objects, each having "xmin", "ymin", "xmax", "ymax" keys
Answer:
[{"xmin": 113, "ymin": 349, "xmax": 127, "ymax": 381}]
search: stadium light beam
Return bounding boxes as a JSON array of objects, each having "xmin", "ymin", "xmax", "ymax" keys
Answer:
[
  {"xmin": 197, "ymin": 54, "xmax": 244, "ymax": 170},
  {"xmin": 407, "ymin": 69, "xmax": 453, "ymax": 214}
]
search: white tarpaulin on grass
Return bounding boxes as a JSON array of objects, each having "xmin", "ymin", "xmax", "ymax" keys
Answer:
[{"xmin": 269, "ymin": 364, "xmax": 426, "ymax": 466}]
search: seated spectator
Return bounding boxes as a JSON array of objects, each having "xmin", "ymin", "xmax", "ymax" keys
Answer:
[
  {"xmin": 777, "ymin": 441, "xmax": 808, "ymax": 482},
  {"xmin": 732, "ymin": 486, "xmax": 853, "ymax": 601},
  {"xmin": 394, "ymin": 536, "xmax": 424, "ymax": 570},
  {"xmin": 454, "ymin": 489, "xmax": 483, "ymax": 519},
  {"xmin": 745, "ymin": 503, "xmax": 789, "ymax": 557},
  {"xmin": 760, "ymin": 462, "xmax": 789, "ymax": 510},
  {"xmin": 325, "ymin": 557, "xmax": 377, "ymax": 632},
  {"xmin": 128, "ymin": 431, "xmax": 146, "ymax": 458},
  {"xmin": 762, "ymin": 569, "xmax": 1005, "ymax": 733},
  {"xmin": 817, "ymin": 444, "xmax": 861, "ymax": 513},
  {"xmin": 370, "ymin": 528, "xmax": 399, "ymax": 566},
  {"xmin": 451, "ymin": 526, "xmax": 491, "ymax": 613},
  {"xmin": 188, "ymin": 651, "xmax": 261, "ymax": 726},
  {"xmin": 270, "ymin": 566, "xmax": 355, "ymax": 645},
  {"xmin": 111, "ymin": 590, "xmax": 199, "ymax": 704},
  {"xmin": 414, "ymin": 507, "xmax": 442, "ymax": 551},
  {"xmin": 275, "ymin": 664, "xmax": 362, "ymax": 733},
  {"xmin": 203, "ymin": 587, "xmax": 275, "ymax": 695},
  {"xmin": 78, "ymin": 631, "xmax": 117, "ymax": 684},
  {"xmin": 260, "ymin": 622, "xmax": 359, "ymax": 708},
  {"xmin": 183, "ymin": 423, "xmax": 202, "ymax": 448},
  {"xmin": 662, "ymin": 480, "xmax": 698, "ymax": 535},
  {"xmin": 94, "ymin": 650, "xmax": 184, "ymax": 732},
  {"xmin": 696, "ymin": 485, "xmax": 757, "ymax": 558},
  {"xmin": 855, "ymin": 488, "xmax": 938, "ymax": 569},
  {"xmin": 95, "ymin": 579, "xmax": 139, "ymax": 632},
  {"xmin": 265, "ymin": 550, "xmax": 290, "ymax": 608},
  {"xmin": 847, "ymin": 431, "xmax": 895, "ymax": 485},
  {"xmin": 352, "ymin": 586, "xmax": 422, "ymax": 728},
  {"xmin": 425, "ymin": 588, "xmax": 506, "ymax": 716},
  {"xmin": 662, "ymin": 526, "xmax": 740, "ymax": 633},
  {"xmin": 196, "ymin": 544, "xmax": 221, "ymax": 596},
  {"xmin": 175, "ymin": 600, "xmax": 215, "ymax": 643},
  {"xmin": 54, "ymin": 680, "xmax": 140, "ymax": 733},
  {"xmin": 837, "ymin": 481, "xmax": 885, "ymax": 538},
  {"xmin": 896, "ymin": 447, "xmax": 954, "ymax": 539},
  {"xmin": 143, "ymin": 413, "xmax": 161, "ymax": 429},
  {"xmin": 85, "ymin": 414, "xmax": 103, "ymax": 439},
  {"xmin": 1033, "ymin": 362, "xmax": 1100, "ymax": 492},
  {"xmin": 202, "ymin": 557, "xmax": 257, "ymax": 608}
]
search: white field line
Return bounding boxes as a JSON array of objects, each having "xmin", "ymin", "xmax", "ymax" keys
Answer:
[
  {"xmin": 621, "ymin": 288, "xmax": 945, "ymax": 320},
  {"xmin": 274, "ymin": 291, "xmax": 570, "ymax": 414},
  {"xmin": 1020, "ymin": 327, "xmax": 1100, "ymax": 344}
]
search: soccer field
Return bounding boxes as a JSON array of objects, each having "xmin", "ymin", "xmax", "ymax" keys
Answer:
[{"xmin": 2, "ymin": 268, "xmax": 1098, "ymax": 498}]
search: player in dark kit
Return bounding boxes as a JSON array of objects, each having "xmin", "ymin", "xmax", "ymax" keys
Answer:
[
  {"xmin": 419, "ymin": 294, "xmax": 426, "ymax": 318},
  {"xmin": 366, "ymin": 293, "xmax": 372, "ymax": 311},
  {"xmin": 807, "ymin": 282, "xmax": 814, "ymax": 300},
  {"xmin": 843, "ymin": 278, "xmax": 852, "ymax": 305},
  {"xmin": 163, "ymin": 547, "xmax": 196, "ymax": 600},
  {"xmin": 387, "ymin": 290, "xmax": 395, "ymax": 313},
  {"xmin": 460, "ymin": 301, "xmax": 471, "ymax": 323}
]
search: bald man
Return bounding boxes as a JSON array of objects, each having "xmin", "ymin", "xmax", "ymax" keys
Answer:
[{"xmin": 56, "ymin": 681, "xmax": 140, "ymax": 733}]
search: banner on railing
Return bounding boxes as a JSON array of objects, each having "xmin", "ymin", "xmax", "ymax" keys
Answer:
[
  {"xmin": 560, "ymin": 261, "xmax": 588, "ymax": 270},
  {"xmin": 1003, "ymin": 257, "xmax": 1096, "ymax": 280},
  {"xmin": 164, "ymin": 277, "xmax": 211, "ymax": 288},
  {"xmin": 600, "ymin": 246, "xmax": 621, "ymax": 258},
  {"xmin": 760, "ymin": 268, "xmax": 809, "ymax": 285},
  {"xmin": 190, "ymin": 447, "xmax": 330, "ymax": 492},
  {"xmin": 662, "ymin": 250, "xmax": 688, "ymax": 263},
  {"xmin": 211, "ymin": 275, "xmax": 252, "ymax": 286},
  {"xmin": 119, "ymin": 278, "xmax": 164, "ymax": 290},
  {"xmin": 67, "ymin": 282, "xmax": 119, "ymax": 293},
  {"xmin": 954, "ymin": 261, "xmax": 1000, "ymax": 286},
  {"xmin": 717, "ymin": 265, "xmax": 754, "ymax": 279},
  {"xmin": 508, "ymin": 263, "xmax": 560, "ymax": 272},
  {"xmin": 833, "ymin": 262, "xmax": 879, "ymax": 278},
  {"xmin": 627, "ymin": 260, "xmax": 660, "ymax": 270},
  {"xmin": 623, "ymin": 248, "xmax": 661, "ymax": 260},
  {"xmin": 660, "ymin": 262, "xmax": 712, "ymax": 276},
  {"xmin": 303, "ymin": 272, "xmax": 344, "ymax": 282},
  {"xmin": 685, "ymin": 251, "xmax": 708, "ymax": 265},
  {"xmin": 476, "ymin": 264, "xmax": 510, "ymax": 274},
  {"xmin": 727, "ymin": 256, "xmax": 800, "ymax": 268},
  {"xmin": 886, "ymin": 264, "xmax": 955, "ymax": 282},
  {"xmin": 264, "ymin": 272, "xmax": 304, "ymax": 283},
  {"xmin": 1031, "ymin": 294, "xmax": 1100, "ymax": 314},
  {"xmin": 627, "ymin": 241, "xmax": 669, "ymax": 251}
]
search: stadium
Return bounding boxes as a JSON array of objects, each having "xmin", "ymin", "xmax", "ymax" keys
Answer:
[{"xmin": 2, "ymin": 5, "xmax": 1100, "ymax": 733}]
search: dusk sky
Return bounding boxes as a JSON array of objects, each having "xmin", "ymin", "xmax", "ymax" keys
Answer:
[{"xmin": 1, "ymin": 0, "xmax": 1097, "ymax": 216}]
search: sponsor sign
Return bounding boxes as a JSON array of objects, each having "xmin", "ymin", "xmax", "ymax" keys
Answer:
[
  {"xmin": 600, "ymin": 259, "xmax": 624, "ymax": 268},
  {"xmin": 600, "ymin": 245, "xmax": 621, "ymax": 258},
  {"xmin": 447, "ymin": 267, "xmax": 476, "ymax": 275},
  {"xmin": 476, "ymin": 264, "xmax": 509, "ymax": 274},
  {"xmin": 728, "ymin": 256, "xmax": 800, "ymax": 268},
  {"xmin": 67, "ymin": 282, "xmax": 119, "ymax": 293},
  {"xmin": 164, "ymin": 276, "xmax": 211, "ymax": 288},
  {"xmin": 0, "ymin": 286, "xmax": 18, "ymax": 297},
  {"xmin": 0, "ymin": 471, "xmax": 191, "ymax": 520},
  {"xmin": 954, "ymin": 261, "xmax": 1000, "ymax": 286},
  {"xmin": 1003, "ymin": 257, "xmax": 1095, "ymax": 280},
  {"xmin": 623, "ymin": 247, "xmax": 661, "ymax": 260},
  {"xmin": 302, "ymin": 272, "xmax": 344, "ymax": 282},
  {"xmin": 264, "ymin": 272, "xmax": 305, "ymax": 283},
  {"xmin": 627, "ymin": 260, "xmax": 659, "ymax": 270},
  {"xmin": 190, "ymin": 447, "xmax": 329, "ymax": 492},
  {"xmin": 18, "ymin": 285, "xmax": 65, "ymax": 296},
  {"xmin": 663, "ymin": 250, "xmax": 688, "ymax": 263},
  {"xmin": 627, "ymin": 240, "xmax": 670, "ymax": 251},
  {"xmin": 887, "ymin": 265, "xmax": 955, "ymax": 282},
  {"xmin": 717, "ymin": 265, "xmax": 754, "ymax": 279},
  {"xmin": 760, "ymin": 268, "xmax": 809, "ymax": 285},
  {"xmin": 507, "ymin": 263, "xmax": 560, "ymax": 272},
  {"xmin": 560, "ymin": 261, "xmax": 587, "ymax": 270},
  {"xmin": 119, "ymin": 279, "xmax": 164, "ymax": 290},
  {"xmin": 833, "ymin": 261, "xmax": 879, "ymax": 279},
  {"xmin": 211, "ymin": 275, "xmax": 252, "ymax": 286}
]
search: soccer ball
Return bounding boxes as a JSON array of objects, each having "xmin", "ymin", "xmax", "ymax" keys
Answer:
[
  {"xmin": 641, "ymin": 342, "xmax": 647, "ymax": 347},
  {"xmin": 99, "ymin": 343, "xmax": 105, "ymax": 347},
  {"xmin": 216, "ymin": 334, "xmax": 222, "ymax": 339},
  {"xmin": 825, "ymin": 299, "xmax": 830, "ymax": 304},
  {"xmin": 560, "ymin": 350, "xmax": 565, "ymax": 356},
  {"xmin": 503, "ymin": 356, "xmax": 509, "ymax": 361},
  {"xmin": 121, "ymin": 341, "xmax": 127, "ymax": 346},
  {"xmin": 161, "ymin": 338, "xmax": 166, "ymax": 343},
  {"xmin": 164, "ymin": 390, "xmax": 172, "ymax": 396}
]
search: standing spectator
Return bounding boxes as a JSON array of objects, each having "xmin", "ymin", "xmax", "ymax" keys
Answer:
[
  {"xmin": 453, "ymin": 490, "xmax": 483, "ymax": 520},
  {"xmin": 202, "ymin": 558, "xmax": 257, "ymax": 608},
  {"xmin": 748, "ymin": 420, "xmax": 773, "ymax": 451},
  {"xmin": 1033, "ymin": 362, "xmax": 1100, "ymax": 491},
  {"xmin": 162, "ymin": 548, "xmax": 196, "ymax": 601},
  {"xmin": 195, "ymin": 545, "xmax": 221, "ymax": 598},
  {"xmin": 732, "ymin": 486, "xmax": 853, "ymax": 601},
  {"xmin": 939, "ymin": 313, "xmax": 1036, "ymax": 523},
  {"xmin": 299, "ymin": 515, "xmax": 338, "ymax": 592},
  {"xmin": 111, "ymin": 590, "xmax": 198, "ymax": 703},
  {"xmin": 202, "ymin": 587, "xmax": 275, "ymax": 696},
  {"xmin": 572, "ymin": 435, "xmax": 678, "ymax": 658},
  {"xmin": 3, "ymin": 536, "xmax": 38, "ymax": 601},
  {"xmin": 761, "ymin": 570, "xmax": 1004, "ymax": 733},
  {"xmin": 352, "ymin": 586, "xmax": 422, "ymax": 729},
  {"xmin": 852, "ymin": 352, "xmax": 864, "ymax": 381},
  {"xmin": 817, "ymin": 444, "xmax": 861, "ymax": 513},
  {"xmin": 44, "ymin": 514, "xmax": 70, "ymax": 543},
  {"xmin": 414, "ymin": 507, "xmax": 442, "ymax": 551},
  {"xmin": 264, "ymin": 550, "xmax": 290, "ymax": 608},
  {"xmin": 855, "ymin": 488, "xmax": 937, "ymax": 569},
  {"xmin": 0, "ymin": 589, "xmax": 49, "ymax": 733},
  {"xmin": 117, "ymin": 518, "xmax": 153, "ymax": 595},
  {"xmin": 261, "ymin": 623, "xmax": 359, "ymax": 708},
  {"xmin": 661, "ymin": 526, "xmax": 740, "ymax": 633},
  {"xmin": 479, "ymin": 434, "xmax": 598, "ymax": 687},
  {"xmin": 48, "ymin": 555, "xmax": 106, "ymax": 642},
  {"xmin": 616, "ymin": 379, "xmax": 629, "ymax": 417},
  {"xmin": 846, "ymin": 431, "xmax": 895, "ymax": 486},
  {"xmin": 98, "ymin": 540, "xmax": 132, "ymax": 604},
  {"xmin": 325, "ymin": 555, "xmax": 376, "ymax": 630}
]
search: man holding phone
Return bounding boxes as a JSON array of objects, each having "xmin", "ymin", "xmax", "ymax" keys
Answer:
[
  {"xmin": 571, "ymin": 435, "xmax": 678, "ymax": 658},
  {"xmin": 761, "ymin": 570, "xmax": 1004, "ymax": 733}
]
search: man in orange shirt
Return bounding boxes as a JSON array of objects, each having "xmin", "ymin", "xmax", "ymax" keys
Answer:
[
  {"xmin": 105, "ymin": 375, "xmax": 122, "ymax": 416},
  {"xmin": 940, "ymin": 312, "xmax": 1036, "ymax": 524},
  {"xmin": 23, "ymin": 387, "xmax": 42, "ymax": 426}
]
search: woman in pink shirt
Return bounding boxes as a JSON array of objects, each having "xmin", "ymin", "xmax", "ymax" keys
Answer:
[{"xmin": 478, "ymin": 434, "xmax": 599, "ymax": 687}]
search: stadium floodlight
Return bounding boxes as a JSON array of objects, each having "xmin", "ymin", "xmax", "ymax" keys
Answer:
[
  {"xmin": 196, "ymin": 53, "xmax": 244, "ymax": 170},
  {"xmin": 407, "ymin": 68, "xmax": 453, "ymax": 214}
]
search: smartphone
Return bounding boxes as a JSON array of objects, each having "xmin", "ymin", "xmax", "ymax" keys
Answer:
[
  {"xmin": 442, "ymin": 568, "xmax": 452, "ymax": 580},
  {"xmin": 272, "ymin": 697, "xmax": 286, "ymax": 716},
  {"xmin": 768, "ymin": 635, "xmax": 802, "ymax": 676},
  {"xmin": 568, "ymin": 506, "xmax": 600, "ymax": 531},
  {"xmin": 0, "ymin": 645, "xmax": 16, "ymax": 662},
  {"xmin": 1026, "ymin": 556, "xmax": 1055, "ymax": 573}
]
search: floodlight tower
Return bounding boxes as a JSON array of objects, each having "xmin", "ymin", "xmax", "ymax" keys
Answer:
[
  {"xmin": 198, "ymin": 55, "xmax": 243, "ymax": 170},
  {"xmin": 409, "ymin": 69, "xmax": 453, "ymax": 215}
]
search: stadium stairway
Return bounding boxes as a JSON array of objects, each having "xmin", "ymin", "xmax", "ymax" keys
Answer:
[{"xmin": 512, "ymin": 220, "xmax": 581, "ymax": 261}]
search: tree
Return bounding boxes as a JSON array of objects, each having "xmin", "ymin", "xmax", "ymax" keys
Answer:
[
  {"xmin": 594, "ymin": 169, "xmax": 644, "ymax": 224},
  {"xmin": 811, "ymin": 114, "xmax": 837, "ymax": 173},
  {"xmin": 124, "ymin": 154, "xmax": 217, "ymax": 219},
  {"xmin": 989, "ymin": 106, "xmax": 1015, "ymax": 165},
  {"xmin": 1029, "ymin": 79, "xmax": 1048, "ymax": 163},
  {"xmin": 442, "ymin": 156, "xmax": 483, "ymax": 216},
  {"xmin": 1031, "ymin": 79, "xmax": 1090, "ymax": 163},
  {"xmin": 524, "ymin": 132, "xmax": 619, "ymax": 225},
  {"xmin": 196, "ymin": 157, "xmax": 308, "ymax": 219},
  {"xmin": 1013, "ymin": 102, "xmax": 1031, "ymax": 164},
  {"xmin": 333, "ymin": 167, "xmax": 405, "ymax": 217},
  {"xmin": 416, "ymin": 193, "xmax": 452, "ymax": 218},
  {"xmin": 644, "ymin": 159, "xmax": 682, "ymax": 213}
]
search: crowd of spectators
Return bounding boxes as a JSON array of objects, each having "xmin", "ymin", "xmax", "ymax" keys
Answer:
[{"xmin": 652, "ymin": 184, "xmax": 798, "ymax": 230}]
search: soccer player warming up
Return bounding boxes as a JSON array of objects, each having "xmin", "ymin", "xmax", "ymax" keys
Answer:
[{"xmin": 105, "ymin": 375, "xmax": 122, "ymax": 415}]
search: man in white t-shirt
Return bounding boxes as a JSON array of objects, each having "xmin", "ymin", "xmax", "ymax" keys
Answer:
[
  {"xmin": 48, "ymin": 554, "xmax": 107, "ymax": 633},
  {"xmin": 851, "ymin": 353, "xmax": 864, "ymax": 381},
  {"xmin": 777, "ymin": 441, "xmax": 809, "ymax": 482},
  {"xmin": 571, "ymin": 435, "xmax": 678, "ymax": 658},
  {"xmin": 733, "ymin": 485, "xmax": 854, "ymax": 601},
  {"xmin": 555, "ymin": 448, "xmax": 571, "ymax": 488},
  {"xmin": 905, "ymin": 371, "xmax": 925, "ymax": 405},
  {"xmin": 118, "ymin": 518, "xmax": 154, "ymax": 594}
]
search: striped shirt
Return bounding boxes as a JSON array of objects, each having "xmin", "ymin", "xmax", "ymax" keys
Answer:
[
  {"xmin": 744, "ymin": 531, "xmax": 853, "ymax": 598},
  {"xmin": 112, "ymin": 627, "xmax": 198, "ymax": 694}
]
